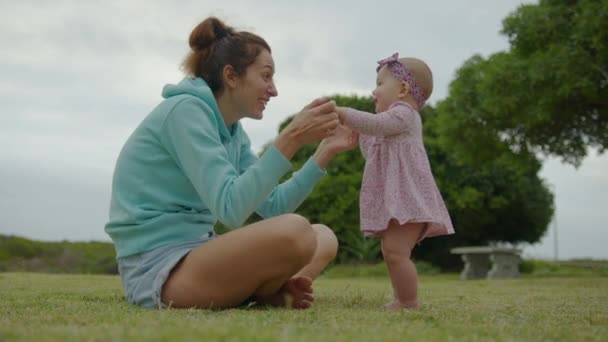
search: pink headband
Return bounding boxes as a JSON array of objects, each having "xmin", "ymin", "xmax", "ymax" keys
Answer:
[{"xmin": 376, "ymin": 53, "xmax": 426, "ymax": 109}]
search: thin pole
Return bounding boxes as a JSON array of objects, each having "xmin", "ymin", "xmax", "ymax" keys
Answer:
[{"xmin": 553, "ymin": 211, "xmax": 559, "ymax": 261}]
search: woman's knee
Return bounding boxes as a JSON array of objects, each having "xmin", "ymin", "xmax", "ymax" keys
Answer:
[
  {"xmin": 312, "ymin": 224, "xmax": 338, "ymax": 261},
  {"xmin": 276, "ymin": 214, "xmax": 317, "ymax": 263}
]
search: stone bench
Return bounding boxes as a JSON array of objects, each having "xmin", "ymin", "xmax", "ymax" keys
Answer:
[{"xmin": 450, "ymin": 246, "xmax": 521, "ymax": 280}]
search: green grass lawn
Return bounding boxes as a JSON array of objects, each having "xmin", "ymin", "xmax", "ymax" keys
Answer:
[{"xmin": 1, "ymin": 272, "xmax": 607, "ymax": 341}]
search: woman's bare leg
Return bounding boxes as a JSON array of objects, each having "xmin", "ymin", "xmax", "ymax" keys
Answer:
[
  {"xmin": 295, "ymin": 224, "xmax": 338, "ymax": 279},
  {"xmin": 161, "ymin": 214, "xmax": 335, "ymax": 309},
  {"xmin": 263, "ymin": 224, "xmax": 338, "ymax": 308}
]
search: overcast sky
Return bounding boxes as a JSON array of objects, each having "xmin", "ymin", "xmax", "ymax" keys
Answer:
[{"xmin": 1, "ymin": 1, "xmax": 606, "ymax": 260}]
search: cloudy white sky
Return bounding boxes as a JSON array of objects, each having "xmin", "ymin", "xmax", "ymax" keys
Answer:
[{"xmin": 1, "ymin": 1, "xmax": 606, "ymax": 260}]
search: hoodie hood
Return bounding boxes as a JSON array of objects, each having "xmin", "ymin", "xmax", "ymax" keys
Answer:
[{"xmin": 161, "ymin": 77, "xmax": 234, "ymax": 142}]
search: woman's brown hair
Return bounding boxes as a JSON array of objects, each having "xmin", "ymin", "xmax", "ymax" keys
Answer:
[{"xmin": 182, "ymin": 17, "xmax": 271, "ymax": 95}]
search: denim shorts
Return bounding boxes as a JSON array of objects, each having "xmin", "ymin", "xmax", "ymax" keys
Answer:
[{"xmin": 117, "ymin": 233, "xmax": 215, "ymax": 309}]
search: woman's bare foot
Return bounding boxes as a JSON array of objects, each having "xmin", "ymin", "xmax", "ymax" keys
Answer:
[
  {"xmin": 383, "ymin": 299, "xmax": 419, "ymax": 311},
  {"xmin": 255, "ymin": 276, "xmax": 314, "ymax": 309}
]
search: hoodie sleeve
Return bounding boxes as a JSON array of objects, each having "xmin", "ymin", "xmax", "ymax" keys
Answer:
[
  {"xmin": 160, "ymin": 97, "xmax": 292, "ymax": 228},
  {"xmin": 238, "ymin": 133, "xmax": 326, "ymax": 218}
]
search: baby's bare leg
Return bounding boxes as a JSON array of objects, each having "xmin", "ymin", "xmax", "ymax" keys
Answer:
[{"xmin": 381, "ymin": 222, "xmax": 425, "ymax": 310}]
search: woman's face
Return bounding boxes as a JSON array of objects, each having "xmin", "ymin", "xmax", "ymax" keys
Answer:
[{"xmin": 234, "ymin": 49, "xmax": 278, "ymax": 120}]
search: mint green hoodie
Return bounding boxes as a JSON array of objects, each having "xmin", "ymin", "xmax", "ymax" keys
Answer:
[{"xmin": 105, "ymin": 77, "xmax": 325, "ymax": 258}]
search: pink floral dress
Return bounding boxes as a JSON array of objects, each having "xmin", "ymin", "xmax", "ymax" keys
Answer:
[{"xmin": 342, "ymin": 101, "xmax": 454, "ymax": 239}]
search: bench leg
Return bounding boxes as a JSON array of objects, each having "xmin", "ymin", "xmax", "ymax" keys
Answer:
[
  {"xmin": 461, "ymin": 254, "xmax": 490, "ymax": 280},
  {"xmin": 487, "ymin": 253, "xmax": 520, "ymax": 279}
]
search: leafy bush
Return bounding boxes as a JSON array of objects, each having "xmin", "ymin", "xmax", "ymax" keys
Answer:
[
  {"xmin": 0, "ymin": 235, "xmax": 117, "ymax": 274},
  {"xmin": 520, "ymin": 259, "xmax": 608, "ymax": 277},
  {"xmin": 324, "ymin": 260, "xmax": 441, "ymax": 278}
]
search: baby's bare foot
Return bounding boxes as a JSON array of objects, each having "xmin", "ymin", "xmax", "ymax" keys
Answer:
[{"xmin": 383, "ymin": 299, "xmax": 419, "ymax": 311}]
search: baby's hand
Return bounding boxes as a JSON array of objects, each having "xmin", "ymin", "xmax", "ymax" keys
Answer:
[
  {"xmin": 320, "ymin": 124, "xmax": 358, "ymax": 153},
  {"xmin": 335, "ymin": 106, "xmax": 348, "ymax": 123}
]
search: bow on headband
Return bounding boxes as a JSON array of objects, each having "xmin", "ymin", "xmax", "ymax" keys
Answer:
[{"xmin": 377, "ymin": 53, "xmax": 426, "ymax": 109}]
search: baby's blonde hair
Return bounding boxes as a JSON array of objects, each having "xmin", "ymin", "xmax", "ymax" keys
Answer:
[{"xmin": 399, "ymin": 58, "xmax": 433, "ymax": 101}]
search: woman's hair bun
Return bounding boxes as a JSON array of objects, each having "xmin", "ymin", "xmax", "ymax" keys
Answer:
[{"xmin": 188, "ymin": 17, "xmax": 235, "ymax": 51}]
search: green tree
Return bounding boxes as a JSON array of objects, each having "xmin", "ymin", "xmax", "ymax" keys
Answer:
[
  {"xmin": 438, "ymin": 0, "xmax": 608, "ymax": 166},
  {"xmin": 421, "ymin": 106, "xmax": 554, "ymax": 269},
  {"xmin": 274, "ymin": 95, "xmax": 375, "ymax": 262},
  {"xmin": 276, "ymin": 95, "xmax": 553, "ymax": 268}
]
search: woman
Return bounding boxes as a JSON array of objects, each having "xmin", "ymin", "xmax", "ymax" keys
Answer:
[{"xmin": 105, "ymin": 17, "xmax": 358, "ymax": 309}]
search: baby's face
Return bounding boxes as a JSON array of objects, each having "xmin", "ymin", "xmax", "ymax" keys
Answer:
[{"xmin": 372, "ymin": 66, "xmax": 402, "ymax": 113}]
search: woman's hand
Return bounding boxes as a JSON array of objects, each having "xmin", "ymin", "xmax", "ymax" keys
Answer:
[
  {"xmin": 313, "ymin": 124, "xmax": 359, "ymax": 169},
  {"xmin": 274, "ymin": 98, "xmax": 340, "ymax": 160}
]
